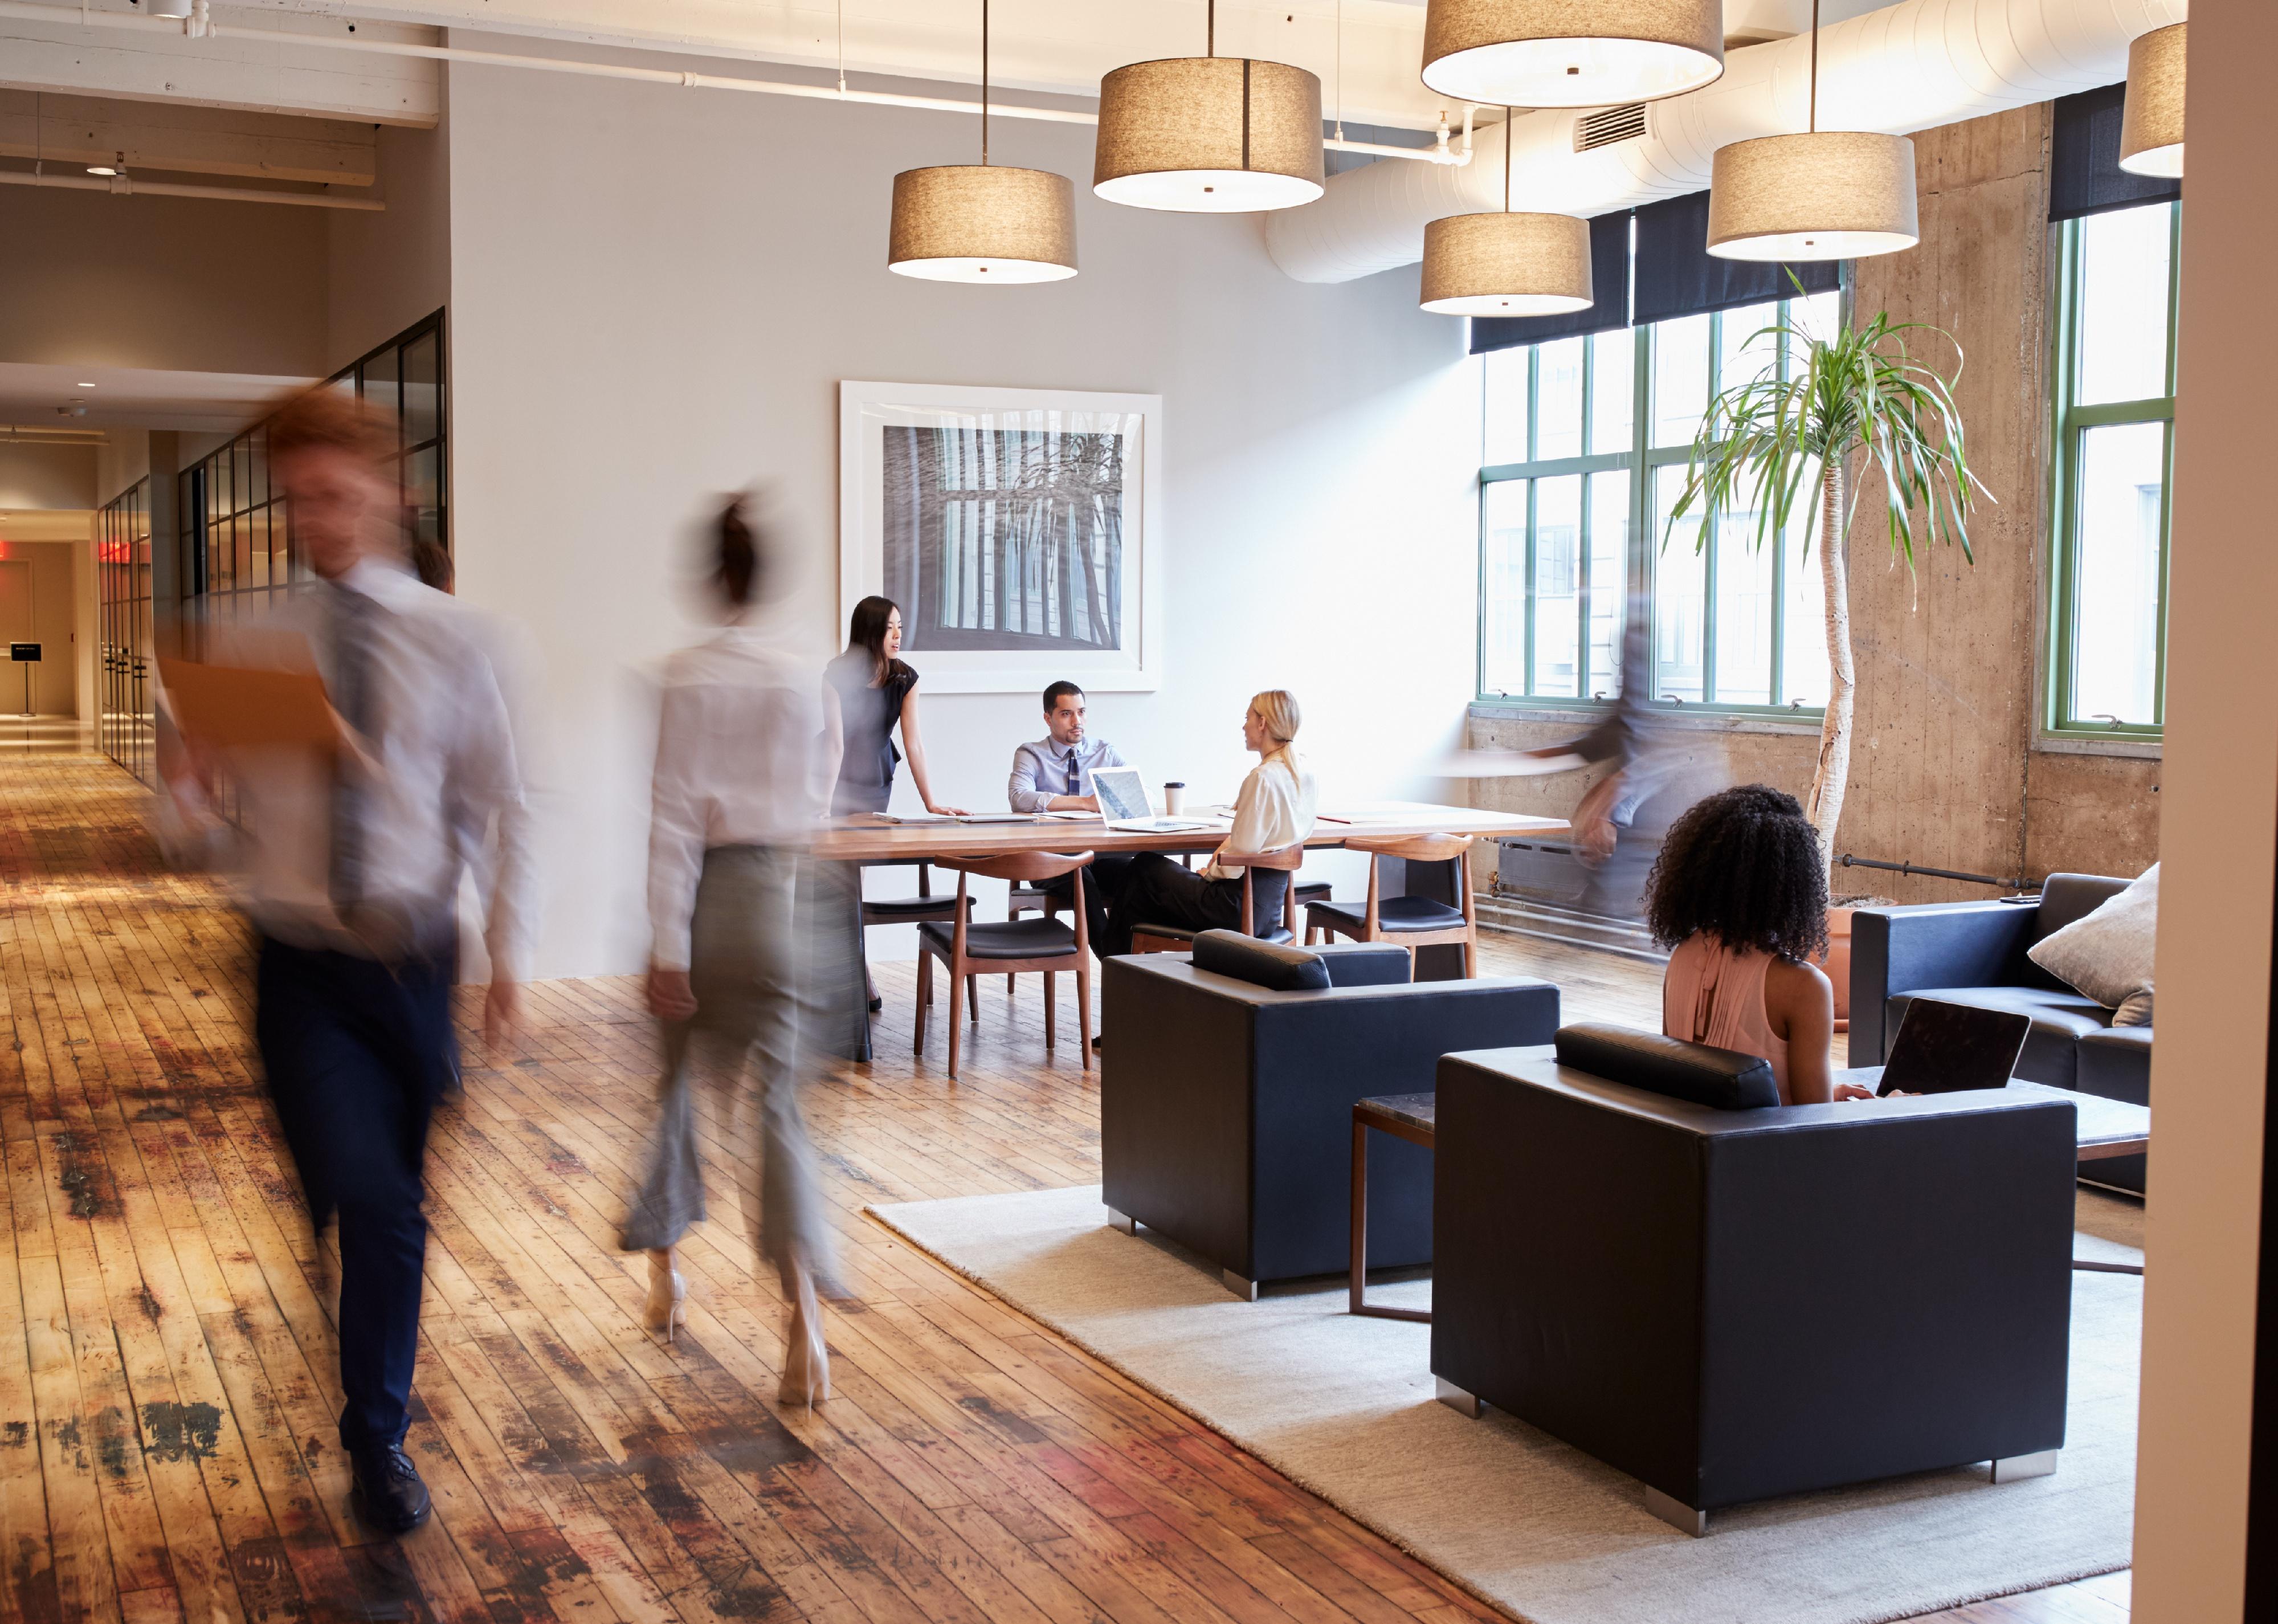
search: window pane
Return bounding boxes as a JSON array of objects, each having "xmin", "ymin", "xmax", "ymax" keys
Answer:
[
  {"xmin": 248, "ymin": 430, "xmax": 267, "ymax": 513},
  {"xmin": 1713, "ymin": 505, "xmax": 1775, "ymax": 705},
  {"xmin": 2078, "ymin": 204, "xmax": 2173, "ymax": 407},
  {"xmin": 363, "ymin": 346, "xmax": 402, "ymax": 427},
  {"xmin": 1589, "ymin": 327, "xmax": 1634, "ymax": 455},
  {"xmin": 1536, "ymin": 337, "xmax": 1585, "ymax": 462},
  {"xmin": 1718, "ymin": 301, "xmax": 1778, "ymax": 394},
  {"xmin": 2069, "ymin": 422, "xmax": 2166, "ymax": 724},
  {"xmin": 1481, "ymin": 480, "xmax": 1528, "ymax": 696},
  {"xmin": 246, "ymin": 508, "xmax": 270, "ymax": 589},
  {"xmin": 232, "ymin": 439, "xmax": 252, "ymax": 516},
  {"xmin": 1653, "ymin": 314, "xmax": 1711, "ymax": 448},
  {"xmin": 1653, "ymin": 463, "xmax": 1706, "ymax": 702},
  {"xmin": 1532, "ymin": 476, "xmax": 1582, "ymax": 696},
  {"xmin": 1782, "ymin": 459, "xmax": 1830, "ymax": 708},
  {"xmin": 403, "ymin": 328, "xmax": 441, "ymax": 447},
  {"xmin": 406, "ymin": 445, "xmax": 442, "ymax": 546},
  {"xmin": 1587, "ymin": 470, "xmax": 1630, "ymax": 698},
  {"xmin": 1484, "ymin": 348, "xmax": 1529, "ymax": 464},
  {"xmin": 1792, "ymin": 289, "xmax": 1842, "ymax": 349}
]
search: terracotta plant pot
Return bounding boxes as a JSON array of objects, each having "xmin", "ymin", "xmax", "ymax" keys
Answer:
[{"xmin": 1816, "ymin": 907, "xmax": 1856, "ymax": 1034}]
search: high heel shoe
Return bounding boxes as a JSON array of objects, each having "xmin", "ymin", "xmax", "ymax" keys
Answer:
[
  {"xmin": 643, "ymin": 1248, "xmax": 687, "ymax": 1344},
  {"xmin": 778, "ymin": 1267, "xmax": 830, "ymax": 1410}
]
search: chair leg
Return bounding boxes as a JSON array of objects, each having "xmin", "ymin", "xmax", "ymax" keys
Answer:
[
  {"xmin": 948, "ymin": 966, "xmax": 964, "ymax": 1080},
  {"xmin": 1043, "ymin": 970, "xmax": 1056, "ymax": 1048},
  {"xmin": 914, "ymin": 950, "xmax": 930, "ymax": 1057},
  {"xmin": 1463, "ymin": 928, "xmax": 1478, "ymax": 978},
  {"xmin": 967, "ymin": 972, "xmax": 979, "ymax": 1022},
  {"xmin": 1077, "ymin": 962, "xmax": 1092, "ymax": 1071}
]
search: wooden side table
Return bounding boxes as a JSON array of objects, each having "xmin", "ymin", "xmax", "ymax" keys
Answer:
[{"xmin": 1351, "ymin": 1093, "xmax": 1436, "ymax": 1321}]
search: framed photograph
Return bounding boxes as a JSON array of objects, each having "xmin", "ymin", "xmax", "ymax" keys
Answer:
[{"xmin": 839, "ymin": 380, "xmax": 1164, "ymax": 693}]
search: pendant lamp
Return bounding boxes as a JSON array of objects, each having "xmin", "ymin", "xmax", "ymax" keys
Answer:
[
  {"xmin": 1705, "ymin": 0, "xmax": 1916, "ymax": 262},
  {"xmin": 2118, "ymin": 22, "xmax": 2185, "ymax": 178},
  {"xmin": 1094, "ymin": 0, "xmax": 1324, "ymax": 213},
  {"xmin": 1420, "ymin": 109, "xmax": 1591, "ymax": 317},
  {"xmin": 1420, "ymin": 0, "xmax": 1722, "ymax": 109},
  {"xmin": 889, "ymin": 1, "xmax": 1077, "ymax": 283}
]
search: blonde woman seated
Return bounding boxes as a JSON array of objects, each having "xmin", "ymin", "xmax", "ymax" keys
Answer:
[
  {"xmin": 1644, "ymin": 784, "xmax": 1874, "ymax": 1105},
  {"xmin": 1098, "ymin": 689, "xmax": 1318, "ymax": 959}
]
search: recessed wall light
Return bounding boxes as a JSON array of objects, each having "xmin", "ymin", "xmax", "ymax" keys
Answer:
[
  {"xmin": 75, "ymin": 381, "xmax": 96, "ymax": 389},
  {"xmin": 87, "ymin": 165, "xmax": 119, "ymax": 177}
]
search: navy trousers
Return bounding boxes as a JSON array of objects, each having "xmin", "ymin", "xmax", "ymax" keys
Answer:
[{"xmin": 256, "ymin": 936, "xmax": 456, "ymax": 1453}]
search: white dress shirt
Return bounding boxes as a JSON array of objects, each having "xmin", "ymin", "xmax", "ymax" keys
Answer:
[
  {"xmin": 1007, "ymin": 735, "xmax": 1126, "ymax": 813},
  {"xmin": 647, "ymin": 625, "xmax": 832, "ymax": 971},
  {"xmin": 194, "ymin": 557, "xmax": 537, "ymax": 974},
  {"xmin": 1206, "ymin": 750, "xmax": 1320, "ymax": 880}
]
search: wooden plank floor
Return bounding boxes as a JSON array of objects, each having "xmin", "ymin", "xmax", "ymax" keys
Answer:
[{"xmin": 2, "ymin": 750, "xmax": 2129, "ymax": 1624}]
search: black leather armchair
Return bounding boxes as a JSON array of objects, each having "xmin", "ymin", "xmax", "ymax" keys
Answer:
[
  {"xmin": 1430, "ymin": 1031, "xmax": 2077, "ymax": 1533},
  {"xmin": 1851, "ymin": 874, "xmax": 2148, "ymax": 1191},
  {"xmin": 1100, "ymin": 932, "xmax": 1560, "ymax": 1297}
]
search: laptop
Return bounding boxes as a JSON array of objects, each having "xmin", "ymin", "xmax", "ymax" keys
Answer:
[
  {"xmin": 1092, "ymin": 766, "xmax": 1214, "ymax": 833},
  {"xmin": 1875, "ymin": 998, "xmax": 2034, "ymax": 1096}
]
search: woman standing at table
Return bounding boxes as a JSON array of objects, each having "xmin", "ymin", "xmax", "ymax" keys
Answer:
[
  {"xmin": 825, "ymin": 596, "xmax": 966, "ymax": 818},
  {"xmin": 1101, "ymin": 691, "xmax": 1318, "ymax": 956}
]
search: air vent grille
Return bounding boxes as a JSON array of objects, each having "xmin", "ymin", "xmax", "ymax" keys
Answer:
[{"xmin": 1573, "ymin": 104, "xmax": 1648, "ymax": 152}]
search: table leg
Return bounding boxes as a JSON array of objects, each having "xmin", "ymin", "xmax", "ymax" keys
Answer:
[{"xmin": 1349, "ymin": 1117, "xmax": 1366, "ymax": 1315}]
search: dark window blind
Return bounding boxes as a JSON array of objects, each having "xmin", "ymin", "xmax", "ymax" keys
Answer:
[
  {"xmin": 1631, "ymin": 191, "xmax": 1840, "ymax": 326},
  {"xmin": 2051, "ymin": 82, "xmax": 2180, "ymax": 222}
]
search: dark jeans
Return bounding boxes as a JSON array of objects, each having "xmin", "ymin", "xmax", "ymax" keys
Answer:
[
  {"xmin": 256, "ymin": 936, "xmax": 456, "ymax": 1454},
  {"xmin": 1099, "ymin": 852, "xmax": 1287, "ymax": 958},
  {"xmin": 1043, "ymin": 853, "xmax": 1135, "ymax": 956}
]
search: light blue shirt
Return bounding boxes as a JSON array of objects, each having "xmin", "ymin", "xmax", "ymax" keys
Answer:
[{"xmin": 1008, "ymin": 735, "xmax": 1127, "ymax": 813}]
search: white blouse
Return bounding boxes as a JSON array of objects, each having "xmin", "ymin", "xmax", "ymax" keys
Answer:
[
  {"xmin": 647, "ymin": 626, "xmax": 833, "ymax": 969},
  {"xmin": 1205, "ymin": 750, "xmax": 1320, "ymax": 880}
]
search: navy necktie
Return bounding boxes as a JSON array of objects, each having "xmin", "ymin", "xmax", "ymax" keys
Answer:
[{"xmin": 1064, "ymin": 750, "xmax": 1081, "ymax": 796}]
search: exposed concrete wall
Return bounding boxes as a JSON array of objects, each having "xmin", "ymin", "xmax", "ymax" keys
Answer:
[{"xmin": 1471, "ymin": 103, "xmax": 2161, "ymax": 901}]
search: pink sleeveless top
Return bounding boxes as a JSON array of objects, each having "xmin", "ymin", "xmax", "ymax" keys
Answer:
[{"xmin": 1662, "ymin": 935, "xmax": 1792, "ymax": 1103}]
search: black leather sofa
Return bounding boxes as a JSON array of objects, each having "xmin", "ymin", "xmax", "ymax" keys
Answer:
[
  {"xmin": 1851, "ymin": 874, "xmax": 2149, "ymax": 1192},
  {"xmin": 1100, "ymin": 932, "xmax": 1560, "ymax": 1298},
  {"xmin": 1430, "ymin": 1027, "xmax": 2077, "ymax": 1533}
]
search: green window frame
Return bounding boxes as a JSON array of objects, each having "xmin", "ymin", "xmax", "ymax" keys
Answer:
[
  {"xmin": 1476, "ymin": 289, "xmax": 1842, "ymax": 717},
  {"xmin": 2045, "ymin": 201, "xmax": 2178, "ymax": 741}
]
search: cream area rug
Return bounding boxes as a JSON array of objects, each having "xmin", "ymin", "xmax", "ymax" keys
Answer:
[{"xmin": 867, "ymin": 1186, "xmax": 2144, "ymax": 1624}]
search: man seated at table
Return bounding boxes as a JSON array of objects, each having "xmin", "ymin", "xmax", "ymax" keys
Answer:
[{"xmin": 1009, "ymin": 680, "xmax": 1133, "ymax": 944}]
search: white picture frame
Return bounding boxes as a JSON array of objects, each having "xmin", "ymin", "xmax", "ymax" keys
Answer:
[{"xmin": 838, "ymin": 380, "xmax": 1164, "ymax": 693}]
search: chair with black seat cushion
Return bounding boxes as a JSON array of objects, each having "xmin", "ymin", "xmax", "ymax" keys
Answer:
[
  {"xmin": 1129, "ymin": 844, "xmax": 1305, "ymax": 953},
  {"xmin": 1305, "ymin": 833, "xmax": 1479, "ymax": 976},
  {"xmin": 1430, "ymin": 1025, "xmax": 2077, "ymax": 1535},
  {"xmin": 917, "ymin": 852, "xmax": 1094, "ymax": 1081},
  {"xmin": 858, "ymin": 862, "xmax": 974, "ymax": 1013},
  {"xmin": 1002, "ymin": 883, "xmax": 1063, "ymax": 994},
  {"xmin": 1101, "ymin": 934, "xmax": 1559, "ymax": 1297}
]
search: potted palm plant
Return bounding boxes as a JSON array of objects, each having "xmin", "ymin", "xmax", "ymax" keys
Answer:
[{"xmin": 1666, "ymin": 303, "xmax": 1985, "ymax": 1022}]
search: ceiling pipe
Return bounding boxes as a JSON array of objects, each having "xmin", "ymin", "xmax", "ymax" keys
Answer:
[
  {"xmin": 0, "ymin": 0, "xmax": 1458, "ymax": 165},
  {"xmin": 0, "ymin": 168, "xmax": 383, "ymax": 209},
  {"xmin": 1266, "ymin": 0, "xmax": 2189, "ymax": 284}
]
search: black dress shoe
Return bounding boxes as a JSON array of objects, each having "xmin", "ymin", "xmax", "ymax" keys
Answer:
[{"xmin": 350, "ymin": 1444, "xmax": 432, "ymax": 1534}]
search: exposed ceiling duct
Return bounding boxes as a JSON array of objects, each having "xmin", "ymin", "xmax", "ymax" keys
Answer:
[{"xmin": 1265, "ymin": 0, "xmax": 2190, "ymax": 284}]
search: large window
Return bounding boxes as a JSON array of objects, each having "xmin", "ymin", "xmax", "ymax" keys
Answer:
[
  {"xmin": 97, "ymin": 480, "xmax": 154, "ymax": 784},
  {"xmin": 2047, "ymin": 202, "xmax": 2177, "ymax": 738},
  {"xmin": 1479, "ymin": 289, "xmax": 1841, "ymax": 713}
]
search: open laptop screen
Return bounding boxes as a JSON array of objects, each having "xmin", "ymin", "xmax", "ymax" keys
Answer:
[{"xmin": 1093, "ymin": 768, "xmax": 1152, "ymax": 822}]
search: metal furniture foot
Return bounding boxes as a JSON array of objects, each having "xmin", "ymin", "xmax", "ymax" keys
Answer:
[
  {"xmin": 1220, "ymin": 1269, "xmax": 1258, "ymax": 1301},
  {"xmin": 1991, "ymin": 1449, "xmax": 2060, "ymax": 1483},
  {"xmin": 1105, "ymin": 1207, "xmax": 1136, "ymax": 1235},
  {"xmin": 1644, "ymin": 1487, "xmax": 1707, "ymax": 1537},
  {"xmin": 1434, "ymin": 1377, "xmax": 1479, "ymax": 1418}
]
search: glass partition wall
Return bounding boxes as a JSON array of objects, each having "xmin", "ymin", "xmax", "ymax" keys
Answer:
[{"xmin": 96, "ymin": 479, "xmax": 155, "ymax": 783}]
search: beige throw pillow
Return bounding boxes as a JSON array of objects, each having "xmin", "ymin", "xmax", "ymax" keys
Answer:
[{"xmin": 2028, "ymin": 864, "xmax": 2158, "ymax": 1027}]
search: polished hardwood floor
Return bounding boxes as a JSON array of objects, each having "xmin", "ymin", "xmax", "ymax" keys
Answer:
[{"xmin": 1, "ymin": 751, "xmax": 2129, "ymax": 1623}]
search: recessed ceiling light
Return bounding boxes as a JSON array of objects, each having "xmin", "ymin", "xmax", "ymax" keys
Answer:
[
  {"xmin": 87, "ymin": 165, "xmax": 118, "ymax": 177},
  {"xmin": 75, "ymin": 381, "xmax": 96, "ymax": 389}
]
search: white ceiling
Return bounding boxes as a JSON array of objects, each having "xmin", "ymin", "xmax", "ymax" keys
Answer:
[{"xmin": 0, "ymin": 362, "xmax": 313, "ymax": 432}]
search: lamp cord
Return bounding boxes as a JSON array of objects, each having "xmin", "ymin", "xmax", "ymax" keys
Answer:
[
  {"xmin": 837, "ymin": 0, "xmax": 845, "ymax": 95},
  {"xmin": 982, "ymin": 0, "xmax": 990, "ymax": 164},
  {"xmin": 1207, "ymin": 0, "xmax": 1214, "ymax": 58},
  {"xmin": 1808, "ymin": 0, "xmax": 1820, "ymax": 133},
  {"xmin": 1504, "ymin": 104, "xmax": 1511, "ymax": 212},
  {"xmin": 1335, "ymin": 0, "xmax": 1344, "ymax": 141}
]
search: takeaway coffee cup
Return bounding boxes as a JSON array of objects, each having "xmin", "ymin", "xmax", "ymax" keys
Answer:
[{"xmin": 1162, "ymin": 782, "xmax": 1185, "ymax": 815}]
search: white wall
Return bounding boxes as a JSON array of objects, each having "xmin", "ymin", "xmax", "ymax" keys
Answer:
[
  {"xmin": 440, "ymin": 49, "xmax": 1483, "ymax": 980},
  {"xmin": 329, "ymin": 117, "xmax": 451, "ymax": 367},
  {"xmin": 0, "ymin": 442, "xmax": 96, "ymax": 509}
]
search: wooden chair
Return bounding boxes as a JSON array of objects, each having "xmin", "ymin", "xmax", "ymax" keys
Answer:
[
  {"xmin": 1002, "ymin": 882, "xmax": 1063, "ymax": 994},
  {"xmin": 1303, "ymin": 834, "xmax": 1479, "ymax": 977},
  {"xmin": 859, "ymin": 860, "xmax": 975, "ymax": 1016},
  {"xmin": 917, "ymin": 852, "xmax": 1095, "ymax": 1081},
  {"xmin": 1129, "ymin": 844, "xmax": 1307, "ymax": 954}
]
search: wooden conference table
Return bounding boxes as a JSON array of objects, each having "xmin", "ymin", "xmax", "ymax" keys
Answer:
[{"xmin": 816, "ymin": 801, "xmax": 1569, "ymax": 1061}]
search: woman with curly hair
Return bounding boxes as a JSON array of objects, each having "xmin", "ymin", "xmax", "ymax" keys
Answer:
[{"xmin": 1643, "ymin": 785, "xmax": 1872, "ymax": 1105}]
